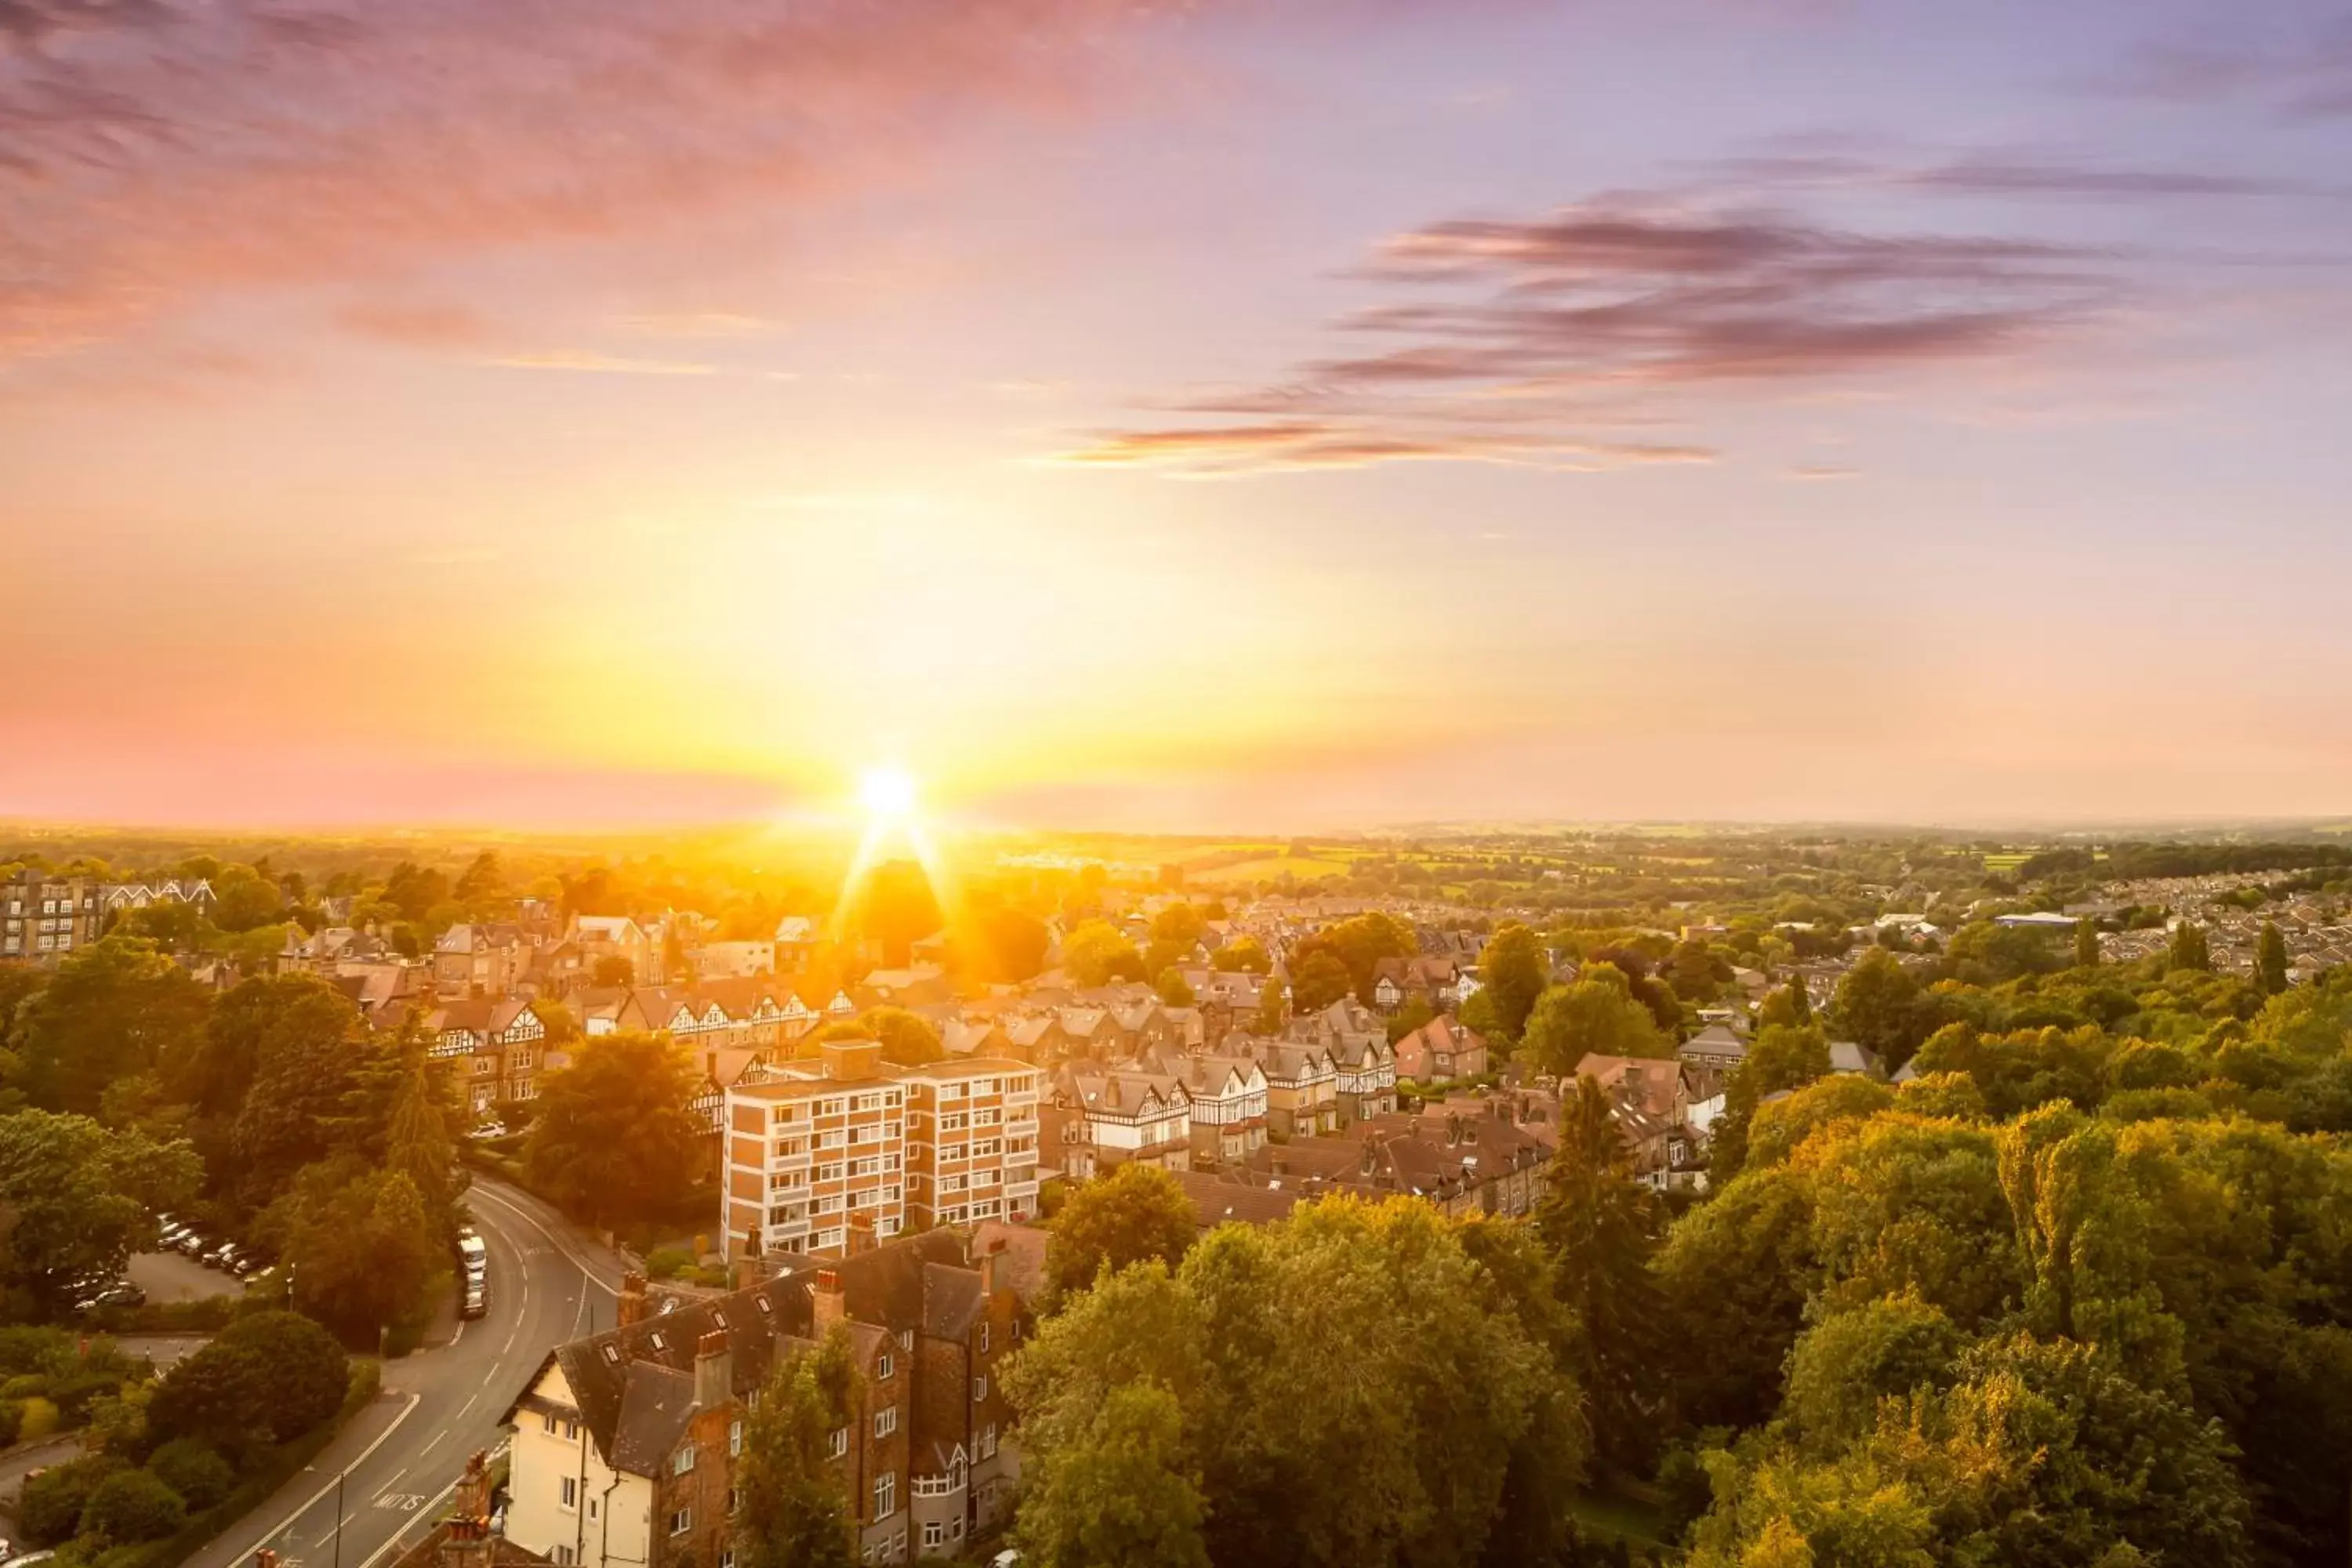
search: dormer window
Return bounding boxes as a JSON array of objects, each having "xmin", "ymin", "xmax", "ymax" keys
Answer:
[
  {"xmin": 710, "ymin": 1309, "xmax": 728, "ymax": 1329},
  {"xmin": 601, "ymin": 1345, "xmax": 621, "ymax": 1363}
]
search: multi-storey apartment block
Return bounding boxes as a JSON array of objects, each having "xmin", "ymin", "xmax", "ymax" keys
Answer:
[
  {"xmin": 721, "ymin": 1044, "xmax": 1042, "ymax": 1262},
  {"xmin": 723, "ymin": 1039, "xmax": 909, "ymax": 1261},
  {"xmin": 900, "ymin": 1061, "xmax": 1043, "ymax": 1230},
  {"xmin": 1, "ymin": 873, "xmax": 107, "ymax": 960}
]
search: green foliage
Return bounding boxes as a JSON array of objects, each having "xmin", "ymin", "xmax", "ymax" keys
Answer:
[
  {"xmin": 145, "ymin": 1439, "xmax": 235, "ymax": 1510},
  {"xmin": 1287, "ymin": 950, "xmax": 1355, "ymax": 1014},
  {"xmin": 1829, "ymin": 949, "xmax": 1938, "ymax": 1071},
  {"xmin": 2168, "ymin": 921, "xmax": 2212, "ymax": 973},
  {"xmin": 2255, "ymin": 923, "xmax": 2288, "ymax": 996},
  {"xmin": 261, "ymin": 1162, "xmax": 440, "ymax": 1342},
  {"xmin": 11, "ymin": 938, "xmax": 209, "ymax": 1116},
  {"xmin": 855, "ymin": 1006, "xmax": 944, "ymax": 1066},
  {"xmin": 78, "ymin": 1465, "xmax": 187, "ymax": 1544},
  {"xmin": 1288, "ymin": 912, "xmax": 1417, "ymax": 1007},
  {"xmin": 1045, "ymin": 1162, "xmax": 1197, "ymax": 1304},
  {"xmin": 1475, "ymin": 923, "xmax": 1550, "ymax": 1042},
  {"xmin": 1783, "ymin": 1295, "xmax": 1962, "ymax": 1452},
  {"xmin": 0, "ymin": 1109, "xmax": 198, "ymax": 1308},
  {"xmin": 735, "ymin": 1327, "xmax": 858, "ymax": 1568},
  {"xmin": 149, "ymin": 1311, "xmax": 348, "ymax": 1457},
  {"xmin": 1009, "ymin": 1197, "xmax": 1579, "ymax": 1568},
  {"xmin": 1063, "ymin": 920, "xmax": 1146, "ymax": 988},
  {"xmin": 1016, "ymin": 1381, "xmax": 1211, "ymax": 1568},
  {"xmin": 524, "ymin": 1031, "xmax": 703, "ymax": 1228},
  {"xmin": 1211, "ymin": 935, "xmax": 1271, "ymax": 975},
  {"xmin": 20, "ymin": 1457, "xmax": 123, "ymax": 1545},
  {"xmin": 1519, "ymin": 964, "xmax": 1670, "ymax": 1077},
  {"xmin": 1536, "ymin": 1077, "xmax": 1664, "ymax": 1475},
  {"xmin": 1156, "ymin": 967, "xmax": 1197, "ymax": 1007},
  {"xmin": 643, "ymin": 1245, "xmax": 693, "ymax": 1280}
]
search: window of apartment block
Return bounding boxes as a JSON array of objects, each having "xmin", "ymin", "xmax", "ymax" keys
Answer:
[
  {"xmin": 872, "ymin": 1471, "xmax": 896, "ymax": 1519},
  {"xmin": 672, "ymin": 1445, "xmax": 695, "ymax": 1475},
  {"xmin": 728, "ymin": 1420, "xmax": 742, "ymax": 1456},
  {"xmin": 972, "ymin": 1374, "xmax": 988, "ymax": 1403},
  {"xmin": 877, "ymin": 1352, "xmax": 894, "ymax": 1381},
  {"xmin": 922, "ymin": 1523, "xmax": 945, "ymax": 1550},
  {"xmin": 978, "ymin": 1322, "xmax": 989, "ymax": 1354},
  {"xmin": 669, "ymin": 1508, "xmax": 692, "ymax": 1537},
  {"xmin": 828, "ymin": 1426, "xmax": 849, "ymax": 1458},
  {"xmin": 559, "ymin": 1477, "xmax": 577, "ymax": 1510},
  {"xmin": 874, "ymin": 1405, "xmax": 898, "ymax": 1439}
]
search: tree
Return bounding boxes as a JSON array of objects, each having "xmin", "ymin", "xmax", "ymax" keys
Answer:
[
  {"xmin": 524, "ymin": 1032, "xmax": 702, "ymax": 1227},
  {"xmin": 151, "ymin": 1310, "xmax": 347, "ymax": 1457},
  {"xmin": 1011, "ymin": 1199, "xmax": 1566, "ymax": 1568},
  {"xmin": 1250, "ymin": 977, "xmax": 1287, "ymax": 1036},
  {"xmin": 11, "ymin": 938, "xmax": 209, "ymax": 1116},
  {"xmin": 735, "ymin": 1328, "xmax": 858, "ymax": 1568},
  {"xmin": 2168, "ymin": 920, "xmax": 2212, "ymax": 973},
  {"xmin": 1015, "ymin": 1381, "xmax": 1210, "ymax": 1568},
  {"xmin": 1475, "ymin": 924, "xmax": 1549, "ymax": 1043},
  {"xmin": 1045, "ymin": 1162, "xmax": 1198, "ymax": 1303},
  {"xmin": 1062, "ymin": 920, "xmax": 1145, "ymax": 988},
  {"xmin": 1149, "ymin": 904, "xmax": 1207, "ymax": 949},
  {"xmin": 1519, "ymin": 964, "xmax": 1669, "ymax": 1077},
  {"xmin": 19, "ymin": 1457, "xmax": 123, "ymax": 1546},
  {"xmin": 2256, "ymin": 923, "xmax": 2289, "ymax": 996},
  {"xmin": 221, "ymin": 975, "xmax": 372, "ymax": 1209},
  {"xmin": 1384, "ymin": 993, "xmax": 1436, "ymax": 1045},
  {"xmin": 1293, "ymin": 913, "xmax": 1417, "ymax": 1004},
  {"xmin": 0, "ymin": 1110, "xmax": 199, "ymax": 1308},
  {"xmin": 1830, "ymin": 949, "xmax": 1930, "ymax": 1071},
  {"xmin": 1707, "ymin": 1025, "xmax": 1837, "ymax": 1185},
  {"xmin": 263, "ymin": 1163, "xmax": 441, "ymax": 1341},
  {"xmin": 1156, "ymin": 967, "xmax": 1197, "ymax": 1007},
  {"xmin": 454, "ymin": 850, "xmax": 507, "ymax": 908},
  {"xmin": 1287, "ymin": 950, "xmax": 1354, "ymax": 1014},
  {"xmin": 209, "ymin": 864, "xmax": 285, "ymax": 933},
  {"xmin": 979, "ymin": 908, "xmax": 1051, "ymax": 983},
  {"xmin": 2075, "ymin": 920, "xmax": 2101, "ymax": 970},
  {"xmin": 846, "ymin": 1007, "xmax": 944, "ymax": 1067},
  {"xmin": 1537, "ymin": 1076, "xmax": 1665, "ymax": 1475},
  {"xmin": 1757, "ymin": 976, "xmax": 1813, "ymax": 1031},
  {"xmin": 78, "ymin": 1466, "xmax": 187, "ymax": 1544},
  {"xmin": 591, "ymin": 954, "xmax": 636, "ymax": 988},
  {"xmin": 1211, "ymin": 935, "xmax": 1271, "ymax": 975}
]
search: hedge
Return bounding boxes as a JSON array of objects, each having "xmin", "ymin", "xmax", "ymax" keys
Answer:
[{"xmin": 81, "ymin": 1360, "xmax": 383, "ymax": 1568}]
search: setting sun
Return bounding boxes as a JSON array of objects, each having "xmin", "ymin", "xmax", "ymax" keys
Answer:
[{"xmin": 858, "ymin": 765, "xmax": 920, "ymax": 824}]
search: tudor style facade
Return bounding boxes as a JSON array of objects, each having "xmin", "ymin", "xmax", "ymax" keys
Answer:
[{"xmin": 504, "ymin": 1232, "xmax": 1033, "ymax": 1568}]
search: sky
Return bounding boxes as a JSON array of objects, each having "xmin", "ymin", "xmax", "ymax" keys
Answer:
[{"xmin": 4, "ymin": 0, "xmax": 2352, "ymax": 833}]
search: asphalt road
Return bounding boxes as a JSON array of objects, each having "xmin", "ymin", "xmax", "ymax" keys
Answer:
[{"xmin": 187, "ymin": 1178, "xmax": 625, "ymax": 1568}]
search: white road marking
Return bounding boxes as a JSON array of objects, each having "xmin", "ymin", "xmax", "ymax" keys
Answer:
[
  {"xmin": 468, "ymin": 1185, "xmax": 620, "ymax": 1296},
  {"xmin": 223, "ymin": 1392, "xmax": 423, "ymax": 1568},
  {"xmin": 458, "ymin": 1393, "xmax": 477, "ymax": 1417}
]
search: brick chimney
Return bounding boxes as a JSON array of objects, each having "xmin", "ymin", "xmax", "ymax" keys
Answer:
[
  {"xmin": 813, "ymin": 1268, "xmax": 845, "ymax": 1337},
  {"xmin": 846, "ymin": 1210, "xmax": 876, "ymax": 1256},
  {"xmin": 978, "ymin": 1236, "xmax": 1005, "ymax": 1301},
  {"xmin": 694, "ymin": 1329, "xmax": 733, "ymax": 1410},
  {"xmin": 617, "ymin": 1270, "xmax": 650, "ymax": 1327}
]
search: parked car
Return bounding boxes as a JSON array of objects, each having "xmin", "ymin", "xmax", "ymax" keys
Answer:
[
  {"xmin": 459, "ymin": 1282, "xmax": 488, "ymax": 1321},
  {"xmin": 172, "ymin": 1231, "xmax": 207, "ymax": 1258},
  {"xmin": 469, "ymin": 1122, "xmax": 507, "ymax": 1141},
  {"xmin": 78, "ymin": 1283, "xmax": 145, "ymax": 1311}
]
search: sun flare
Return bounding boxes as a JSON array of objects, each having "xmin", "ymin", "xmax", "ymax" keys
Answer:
[{"xmin": 858, "ymin": 764, "xmax": 919, "ymax": 824}]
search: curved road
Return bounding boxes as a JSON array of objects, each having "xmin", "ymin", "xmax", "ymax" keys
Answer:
[{"xmin": 188, "ymin": 1179, "xmax": 625, "ymax": 1568}]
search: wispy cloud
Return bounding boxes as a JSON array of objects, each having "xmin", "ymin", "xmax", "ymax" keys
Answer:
[
  {"xmin": 0, "ymin": 0, "xmax": 1247, "ymax": 361},
  {"xmin": 479, "ymin": 350, "xmax": 719, "ymax": 377},
  {"xmin": 1054, "ymin": 419, "xmax": 1713, "ymax": 474},
  {"xmin": 336, "ymin": 300, "xmax": 500, "ymax": 350},
  {"xmin": 1784, "ymin": 463, "xmax": 1860, "ymax": 480},
  {"xmin": 1708, "ymin": 145, "xmax": 2329, "ymax": 201},
  {"xmin": 1067, "ymin": 193, "xmax": 2125, "ymax": 474},
  {"xmin": 2106, "ymin": 14, "xmax": 2352, "ymax": 121}
]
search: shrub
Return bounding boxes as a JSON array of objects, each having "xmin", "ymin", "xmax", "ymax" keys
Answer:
[
  {"xmin": 152, "ymin": 1312, "xmax": 348, "ymax": 1454},
  {"xmin": 0, "ymin": 1399, "xmax": 21, "ymax": 1447},
  {"xmin": 1, "ymin": 1372, "xmax": 52, "ymax": 1399},
  {"xmin": 78, "ymin": 1466, "xmax": 187, "ymax": 1544},
  {"xmin": 19, "ymin": 1456, "xmax": 122, "ymax": 1544},
  {"xmin": 146, "ymin": 1439, "xmax": 234, "ymax": 1511},
  {"xmin": 18, "ymin": 1395, "xmax": 60, "ymax": 1441},
  {"xmin": 642, "ymin": 1247, "xmax": 692, "ymax": 1281},
  {"xmin": 53, "ymin": 1369, "xmax": 129, "ymax": 1425}
]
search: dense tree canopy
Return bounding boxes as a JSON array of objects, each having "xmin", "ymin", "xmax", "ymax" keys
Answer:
[{"xmin": 524, "ymin": 1031, "xmax": 703, "ymax": 1228}]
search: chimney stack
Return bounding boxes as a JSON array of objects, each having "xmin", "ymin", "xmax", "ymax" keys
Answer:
[
  {"xmin": 847, "ymin": 1210, "xmax": 876, "ymax": 1256},
  {"xmin": 813, "ymin": 1268, "xmax": 845, "ymax": 1337},
  {"xmin": 978, "ymin": 1235, "xmax": 1006, "ymax": 1301},
  {"xmin": 617, "ymin": 1270, "xmax": 650, "ymax": 1327},
  {"xmin": 695, "ymin": 1329, "xmax": 733, "ymax": 1410}
]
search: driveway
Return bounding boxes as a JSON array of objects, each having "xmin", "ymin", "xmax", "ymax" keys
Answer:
[{"xmin": 127, "ymin": 1250, "xmax": 235, "ymax": 1303}]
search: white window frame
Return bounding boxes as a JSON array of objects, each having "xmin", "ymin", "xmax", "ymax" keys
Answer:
[{"xmin": 874, "ymin": 1404, "xmax": 898, "ymax": 1439}]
